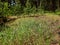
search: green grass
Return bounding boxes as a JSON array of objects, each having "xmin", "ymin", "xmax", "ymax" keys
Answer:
[{"xmin": 0, "ymin": 15, "xmax": 60, "ymax": 45}]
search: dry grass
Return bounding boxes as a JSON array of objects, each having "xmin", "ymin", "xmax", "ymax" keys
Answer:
[{"xmin": 0, "ymin": 14, "xmax": 60, "ymax": 45}]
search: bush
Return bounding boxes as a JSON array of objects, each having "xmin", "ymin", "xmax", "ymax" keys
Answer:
[
  {"xmin": 55, "ymin": 9, "xmax": 60, "ymax": 15},
  {"xmin": 23, "ymin": 0, "xmax": 37, "ymax": 15},
  {"xmin": 0, "ymin": 2, "xmax": 23, "ymax": 16}
]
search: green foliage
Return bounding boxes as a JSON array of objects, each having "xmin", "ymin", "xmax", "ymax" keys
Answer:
[
  {"xmin": 7, "ymin": 5, "xmax": 22, "ymax": 16},
  {"xmin": 0, "ymin": 2, "xmax": 3, "ymax": 15},
  {"xmin": 0, "ymin": 0, "xmax": 60, "ymax": 16},
  {"xmin": 2, "ymin": 3, "xmax": 8, "ymax": 16},
  {"xmin": 0, "ymin": 2, "xmax": 22, "ymax": 16},
  {"xmin": 23, "ymin": 0, "xmax": 36, "ymax": 15},
  {"xmin": 55, "ymin": 9, "xmax": 60, "ymax": 15}
]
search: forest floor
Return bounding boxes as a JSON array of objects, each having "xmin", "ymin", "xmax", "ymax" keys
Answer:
[{"xmin": 0, "ymin": 14, "xmax": 60, "ymax": 45}]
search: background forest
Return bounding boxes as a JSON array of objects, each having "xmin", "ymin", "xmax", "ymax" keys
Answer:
[
  {"xmin": 0, "ymin": 0, "xmax": 60, "ymax": 45},
  {"xmin": 0, "ymin": 0, "xmax": 60, "ymax": 16}
]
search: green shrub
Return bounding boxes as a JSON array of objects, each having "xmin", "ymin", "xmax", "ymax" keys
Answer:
[
  {"xmin": 55, "ymin": 9, "xmax": 60, "ymax": 15},
  {"xmin": 23, "ymin": 0, "xmax": 37, "ymax": 15}
]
